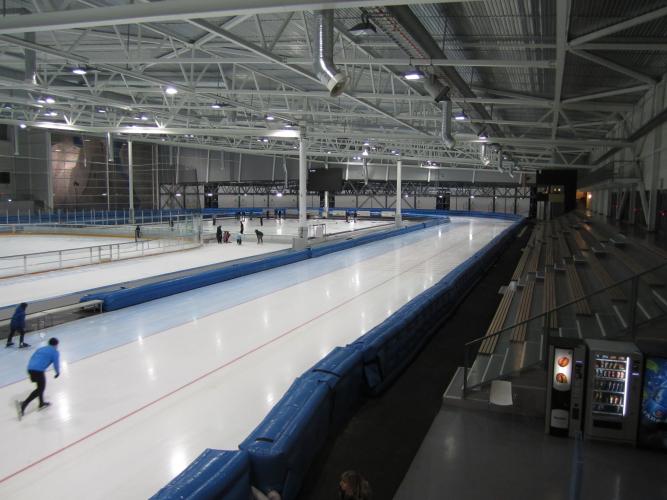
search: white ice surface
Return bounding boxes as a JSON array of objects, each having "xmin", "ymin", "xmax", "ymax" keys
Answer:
[
  {"xmin": 0, "ymin": 240, "xmax": 290, "ymax": 307},
  {"xmin": 204, "ymin": 216, "xmax": 391, "ymax": 236},
  {"xmin": 0, "ymin": 217, "xmax": 512, "ymax": 499},
  {"xmin": 0, "ymin": 234, "xmax": 135, "ymax": 257}
]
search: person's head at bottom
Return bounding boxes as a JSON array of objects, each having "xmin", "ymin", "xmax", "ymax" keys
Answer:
[
  {"xmin": 339, "ymin": 471, "xmax": 371, "ymax": 500},
  {"xmin": 49, "ymin": 337, "xmax": 59, "ymax": 348}
]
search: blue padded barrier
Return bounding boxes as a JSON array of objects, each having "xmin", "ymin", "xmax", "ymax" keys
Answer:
[
  {"xmin": 309, "ymin": 347, "xmax": 365, "ymax": 429},
  {"xmin": 150, "ymin": 214, "xmax": 525, "ymax": 499},
  {"xmin": 81, "ymin": 249, "xmax": 311, "ymax": 311},
  {"xmin": 150, "ymin": 449, "xmax": 250, "ymax": 500},
  {"xmin": 240, "ymin": 376, "xmax": 333, "ymax": 500},
  {"xmin": 83, "ymin": 216, "xmax": 450, "ymax": 311}
]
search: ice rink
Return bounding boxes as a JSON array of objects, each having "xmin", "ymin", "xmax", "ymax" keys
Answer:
[
  {"xmin": 0, "ymin": 217, "xmax": 511, "ymax": 499},
  {"xmin": 0, "ymin": 234, "xmax": 135, "ymax": 257},
  {"xmin": 0, "ymin": 239, "xmax": 291, "ymax": 308},
  {"xmin": 204, "ymin": 216, "xmax": 392, "ymax": 237}
]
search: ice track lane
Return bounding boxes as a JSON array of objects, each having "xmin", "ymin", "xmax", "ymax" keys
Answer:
[{"xmin": 0, "ymin": 217, "xmax": 511, "ymax": 499}]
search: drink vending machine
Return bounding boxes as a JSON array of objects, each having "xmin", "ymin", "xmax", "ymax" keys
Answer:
[
  {"xmin": 545, "ymin": 338, "xmax": 587, "ymax": 437},
  {"xmin": 584, "ymin": 339, "xmax": 642, "ymax": 445}
]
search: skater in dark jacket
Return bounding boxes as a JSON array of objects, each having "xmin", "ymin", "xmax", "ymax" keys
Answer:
[
  {"xmin": 255, "ymin": 229, "xmax": 264, "ymax": 244},
  {"xmin": 6, "ymin": 302, "xmax": 29, "ymax": 348},
  {"xmin": 135, "ymin": 225, "xmax": 141, "ymax": 242},
  {"xmin": 216, "ymin": 225, "xmax": 223, "ymax": 244},
  {"xmin": 16, "ymin": 337, "xmax": 60, "ymax": 420},
  {"xmin": 240, "ymin": 221, "xmax": 244, "ymax": 234}
]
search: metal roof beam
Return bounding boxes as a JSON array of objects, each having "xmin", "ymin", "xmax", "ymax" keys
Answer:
[
  {"xmin": 569, "ymin": 6, "xmax": 667, "ymax": 47},
  {"xmin": 578, "ymin": 43, "xmax": 667, "ymax": 52},
  {"xmin": 33, "ymin": 56, "xmax": 556, "ymax": 68},
  {"xmin": 0, "ymin": 0, "xmax": 475, "ymax": 35},
  {"xmin": 561, "ymin": 84, "xmax": 651, "ymax": 104},
  {"xmin": 551, "ymin": 0, "xmax": 569, "ymax": 140},
  {"xmin": 569, "ymin": 49, "xmax": 657, "ymax": 85}
]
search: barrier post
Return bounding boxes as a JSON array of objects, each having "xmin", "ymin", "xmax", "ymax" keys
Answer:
[
  {"xmin": 90, "ymin": 247, "xmax": 93, "ymax": 264},
  {"xmin": 59, "ymin": 251, "xmax": 62, "ymax": 269},
  {"xmin": 23, "ymin": 254, "xmax": 27, "ymax": 274}
]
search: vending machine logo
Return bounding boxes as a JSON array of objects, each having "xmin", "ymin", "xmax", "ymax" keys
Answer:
[{"xmin": 553, "ymin": 348, "xmax": 573, "ymax": 392}]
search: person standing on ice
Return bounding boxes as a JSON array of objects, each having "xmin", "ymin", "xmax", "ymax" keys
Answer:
[
  {"xmin": 240, "ymin": 220, "xmax": 244, "ymax": 234},
  {"xmin": 6, "ymin": 302, "xmax": 29, "ymax": 348},
  {"xmin": 255, "ymin": 229, "xmax": 264, "ymax": 244},
  {"xmin": 216, "ymin": 225, "xmax": 223, "ymax": 244},
  {"xmin": 135, "ymin": 225, "xmax": 141, "ymax": 242},
  {"xmin": 16, "ymin": 337, "xmax": 60, "ymax": 420},
  {"xmin": 236, "ymin": 232, "xmax": 243, "ymax": 245}
]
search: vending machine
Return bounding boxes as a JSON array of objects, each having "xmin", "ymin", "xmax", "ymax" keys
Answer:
[
  {"xmin": 636, "ymin": 340, "xmax": 667, "ymax": 451},
  {"xmin": 545, "ymin": 338, "xmax": 587, "ymax": 437},
  {"xmin": 584, "ymin": 339, "xmax": 643, "ymax": 445}
]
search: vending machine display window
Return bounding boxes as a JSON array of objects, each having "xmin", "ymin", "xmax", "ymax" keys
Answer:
[{"xmin": 592, "ymin": 354, "xmax": 630, "ymax": 417}]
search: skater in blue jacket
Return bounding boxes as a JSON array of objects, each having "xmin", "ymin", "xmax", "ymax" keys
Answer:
[
  {"xmin": 6, "ymin": 302, "xmax": 29, "ymax": 348},
  {"xmin": 16, "ymin": 337, "xmax": 61, "ymax": 420}
]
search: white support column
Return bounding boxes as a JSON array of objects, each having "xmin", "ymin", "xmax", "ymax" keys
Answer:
[
  {"xmin": 298, "ymin": 128, "xmax": 307, "ymax": 234},
  {"xmin": 395, "ymin": 158, "xmax": 402, "ymax": 226},
  {"xmin": 323, "ymin": 158, "xmax": 329, "ymax": 218},
  {"xmin": 128, "ymin": 140, "xmax": 135, "ymax": 223}
]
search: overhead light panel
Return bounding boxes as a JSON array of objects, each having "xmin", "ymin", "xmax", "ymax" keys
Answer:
[
  {"xmin": 454, "ymin": 112, "xmax": 466, "ymax": 121},
  {"xmin": 19, "ymin": 123, "xmax": 27, "ymax": 129},
  {"xmin": 165, "ymin": 86, "xmax": 178, "ymax": 95},
  {"xmin": 265, "ymin": 115, "xmax": 275, "ymax": 121},
  {"xmin": 349, "ymin": 14, "xmax": 376, "ymax": 37},
  {"xmin": 403, "ymin": 68, "xmax": 425, "ymax": 81},
  {"xmin": 45, "ymin": 96, "xmax": 55, "ymax": 104},
  {"xmin": 478, "ymin": 131, "xmax": 488, "ymax": 140},
  {"xmin": 97, "ymin": 108, "xmax": 107, "ymax": 113},
  {"xmin": 71, "ymin": 66, "xmax": 88, "ymax": 75}
]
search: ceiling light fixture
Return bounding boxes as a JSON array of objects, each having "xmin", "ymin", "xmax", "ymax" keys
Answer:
[
  {"xmin": 349, "ymin": 13, "xmax": 377, "ymax": 36},
  {"xmin": 211, "ymin": 102, "xmax": 223, "ymax": 109},
  {"xmin": 165, "ymin": 86, "xmax": 178, "ymax": 95},
  {"xmin": 403, "ymin": 68, "xmax": 425, "ymax": 81},
  {"xmin": 19, "ymin": 123, "xmax": 27, "ymax": 129},
  {"xmin": 71, "ymin": 66, "xmax": 88, "ymax": 75},
  {"xmin": 478, "ymin": 131, "xmax": 488, "ymax": 140},
  {"xmin": 97, "ymin": 108, "xmax": 106, "ymax": 113},
  {"xmin": 265, "ymin": 115, "xmax": 275, "ymax": 121},
  {"xmin": 454, "ymin": 112, "xmax": 466, "ymax": 121}
]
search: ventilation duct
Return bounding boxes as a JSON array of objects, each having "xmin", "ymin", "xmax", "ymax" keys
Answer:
[
  {"xmin": 423, "ymin": 75, "xmax": 449, "ymax": 103},
  {"xmin": 440, "ymin": 99, "xmax": 455, "ymax": 148},
  {"xmin": 313, "ymin": 10, "xmax": 348, "ymax": 97}
]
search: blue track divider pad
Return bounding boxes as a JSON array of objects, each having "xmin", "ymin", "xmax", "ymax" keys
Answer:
[
  {"xmin": 150, "ymin": 449, "xmax": 250, "ymax": 500},
  {"xmin": 351, "ymin": 218, "xmax": 524, "ymax": 394},
  {"xmin": 240, "ymin": 376, "xmax": 333, "ymax": 500},
  {"xmin": 81, "ymin": 216, "xmax": 451, "ymax": 311},
  {"xmin": 148, "ymin": 213, "xmax": 524, "ymax": 499},
  {"xmin": 309, "ymin": 347, "xmax": 365, "ymax": 428},
  {"xmin": 81, "ymin": 250, "xmax": 311, "ymax": 311}
]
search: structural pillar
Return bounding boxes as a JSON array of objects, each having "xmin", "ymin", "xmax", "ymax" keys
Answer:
[
  {"xmin": 298, "ymin": 128, "xmax": 308, "ymax": 236},
  {"xmin": 395, "ymin": 158, "xmax": 402, "ymax": 226},
  {"xmin": 323, "ymin": 191, "xmax": 329, "ymax": 218},
  {"xmin": 128, "ymin": 140, "xmax": 135, "ymax": 223}
]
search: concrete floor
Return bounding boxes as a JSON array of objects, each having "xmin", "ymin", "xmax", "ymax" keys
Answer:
[{"xmin": 395, "ymin": 405, "xmax": 667, "ymax": 500}]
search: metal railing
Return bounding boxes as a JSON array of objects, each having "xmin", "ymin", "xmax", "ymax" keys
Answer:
[
  {"xmin": 462, "ymin": 261, "xmax": 667, "ymax": 397},
  {"xmin": 0, "ymin": 238, "xmax": 199, "ymax": 278},
  {"xmin": 0, "ymin": 216, "xmax": 203, "ymax": 277}
]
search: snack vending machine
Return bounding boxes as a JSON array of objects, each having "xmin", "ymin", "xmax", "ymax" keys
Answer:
[
  {"xmin": 545, "ymin": 338, "xmax": 587, "ymax": 437},
  {"xmin": 636, "ymin": 340, "xmax": 667, "ymax": 451},
  {"xmin": 584, "ymin": 339, "xmax": 643, "ymax": 444}
]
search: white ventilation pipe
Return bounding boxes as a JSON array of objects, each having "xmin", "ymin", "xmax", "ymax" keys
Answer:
[{"xmin": 313, "ymin": 10, "xmax": 348, "ymax": 97}]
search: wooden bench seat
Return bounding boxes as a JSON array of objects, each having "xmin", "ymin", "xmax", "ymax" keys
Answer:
[
  {"xmin": 542, "ymin": 268, "xmax": 558, "ymax": 329},
  {"xmin": 511, "ymin": 280, "xmax": 535, "ymax": 342},
  {"xmin": 573, "ymin": 230, "xmax": 589, "ymax": 251},
  {"xmin": 565, "ymin": 263, "xmax": 593, "ymax": 316},
  {"xmin": 511, "ymin": 231, "xmax": 535, "ymax": 282},
  {"xmin": 478, "ymin": 288, "xmax": 516, "ymax": 355}
]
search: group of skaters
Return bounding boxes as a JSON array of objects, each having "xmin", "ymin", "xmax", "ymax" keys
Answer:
[
  {"xmin": 214, "ymin": 215, "xmax": 263, "ymax": 245},
  {"xmin": 345, "ymin": 210, "xmax": 358, "ymax": 223},
  {"xmin": 4, "ymin": 302, "xmax": 61, "ymax": 420}
]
